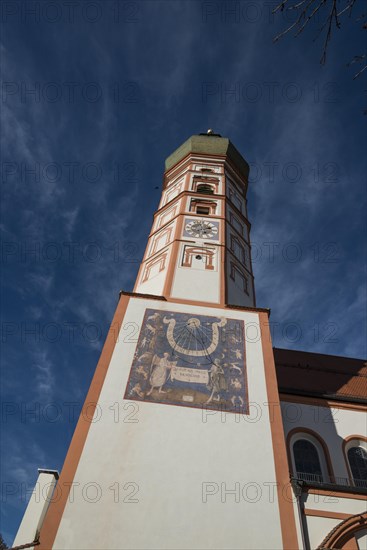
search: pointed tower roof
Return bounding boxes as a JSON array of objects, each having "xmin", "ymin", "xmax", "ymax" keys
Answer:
[{"xmin": 164, "ymin": 131, "xmax": 249, "ymax": 180}]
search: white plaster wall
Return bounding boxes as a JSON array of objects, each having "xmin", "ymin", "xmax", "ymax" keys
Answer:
[
  {"xmin": 146, "ymin": 219, "xmax": 177, "ymax": 258},
  {"xmin": 226, "ymin": 205, "xmax": 248, "ymax": 241},
  {"xmin": 226, "ymin": 279, "xmax": 254, "ymax": 308},
  {"xmin": 135, "ymin": 248, "xmax": 171, "ymax": 296},
  {"xmin": 227, "ymin": 183, "xmax": 246, "ymax": 215},
  {"xmin": 183, "ymin": 195, "xmax": 223, "ymax": 217},
  {"xmin": 217, "ymin": 175, "xmax": 225, "ymax": 195},
  {"xmin": 226, "ymin": 257, "xmax": 255, "ymax": 308},
  {"xmin": 53, "ymin": 299, "xmax": 284, "ymax": 550},
  {"xmin": 305, "ymin": 516, "xmax": 340, "ymax": 549},
  {"xmin": 281, "ymin": 402, "xmax": 367, "ymax": 480},
  {"xmin": 226, "ymin": 233, "xmax": 251, "ymax": 272},
  {"xmin": 303, "ymin": 493, "xmax": 366, "ymax": 515},
  {"xmin": 13, "ymin": 472, "xmax": 57, "ymax": 547},
  {"xmin": 170, "ymin": 243, "xmax": 221, "ymax": 303},
  {"xmin": 226, "ymin": 222, "xmax": 249, "ymax": 246},
  {"xmin": 356, "ymin": 529, "xmax": 367, "ymax": 550},
  {"xmin": 135, "ymin": 268, "xmax": 166, "ymax": 296},
  {"xmin": 193, "ymin": 162, "xmax": 222, "ymax": 176},
  {"xmin": 160, "ymin": 178, "xmax": 184, "ymax": 208},
  {"xmin": 153, "ymin": 199, "xmax": 182, "ymax": 232},
  {"xmin": 224, "ymin": 170, "xmax": 246, "ymax": 198},
  {"xmin": 282, "ymin": 402, "xmax": 367, "ymax": 548}
]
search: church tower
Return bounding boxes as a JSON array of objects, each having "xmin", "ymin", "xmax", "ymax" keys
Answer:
[
  {"xmin": 134, "ymin": 130, "xmax": 255, "ymax": 308},
  {"xmin": 14, "ymin": 133, "xmax": 300, "ymax": 550}
]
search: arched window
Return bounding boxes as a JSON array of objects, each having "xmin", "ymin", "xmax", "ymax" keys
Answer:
[
  {"xmin": 197, "ymin": 184, "xmax": 214, "ymax": 195},
  {"xmin": 347, "ymin": 447, "xmax": 367, "ymax": 488},
  {"xmin": 343, "ymin": 437, "xmax": 367, "ymax": 489},
  {"xmin": 293, "ymin": 439, "xmax": 324, "ymax": 482},
  {"xmin": 288, "ymin": 430, "xmax": 330, "ymax": 484}
]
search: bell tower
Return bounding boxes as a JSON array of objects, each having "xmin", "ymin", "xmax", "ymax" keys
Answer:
[
  {"xmin": 16, "ymin": 132, "xmax": 299, "ymax": 550},
  {"xmin": 134, "ymin": 130, "xmax": 255, "ymax": 307}
]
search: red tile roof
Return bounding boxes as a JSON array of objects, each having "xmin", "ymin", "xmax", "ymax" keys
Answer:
[{"xmin": 274, "ymin": 348, "xmax": 367, "ymax": 403}]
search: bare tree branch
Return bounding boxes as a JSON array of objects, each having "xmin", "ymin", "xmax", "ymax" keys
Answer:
[
  {"xmin": 294, "ymin": 1, "xmax": 328, "ymax": 37},
  {"xmin": 337, "ymin": 0, "xmax": 357, "ymax": 18},
  {"xmin": 320, "ymin": 0, "xmax": 338, "ymax": 64},
  {"xmin": 272, "ymin": 0, "xmax": 366, "ymax": 66},
  {"xmin": 347, "ymin": 54, "xmax": 367, "ymax": 78},
  {"xmin": 273, "ymin": 0, "xmax": 318, "ymax": 42}
]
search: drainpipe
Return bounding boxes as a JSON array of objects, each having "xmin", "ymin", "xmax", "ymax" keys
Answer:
[
  {"xmin": 291, "ymin": 478, "xmax": 310, "ymax": 550},
  {"xmin": 12, "ymin": 469, "xmax": 59, "ymax": 549}
]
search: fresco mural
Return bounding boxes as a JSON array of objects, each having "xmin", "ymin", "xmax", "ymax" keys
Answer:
[{"xmin": 124, "ymin": 309, "xmax": 248, "ymax": 413}]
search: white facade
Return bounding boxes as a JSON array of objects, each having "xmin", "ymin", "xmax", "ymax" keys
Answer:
[
  {"xmin": 50, "ymin": 297, "xmax": 287, "ymax": 550},
  {"xmin": 13, "ymin": 470, "xmax": 58, "ymax": 547},
  {"xmin": 14, "ymin": 134, "xmax": 366, "ymax": 550},
  {"xmin": 281, "ymin": 400, "xmax": 367, "ymax": 549},
  {"xmin": 281, "ymin": 401, "xmax": 367, "ymax": 482}
]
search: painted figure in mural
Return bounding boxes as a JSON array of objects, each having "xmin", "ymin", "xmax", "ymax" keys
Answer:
[
  {"xmin": 131, "ymin": 383, "xmax": 145, "ymax": 398},
  {"xmin": 147, "ymin": 352, "xmax": 176, "ymax": 395},
  {"xmin": 125, "ymin": 309, "xmax": 247, "ymax": 413},
  {"xmin": 205, "ymin": 359, "xmax": 228, "ymax": 404}
]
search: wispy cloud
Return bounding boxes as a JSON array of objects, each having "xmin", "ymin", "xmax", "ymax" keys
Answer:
[
  {"xmin": 32, "ymin": 350, "xmax": 55, "ymax": 399},
  {"xmin": 2, "ymin": 2, "xmax": 365, "ymax": 543}
]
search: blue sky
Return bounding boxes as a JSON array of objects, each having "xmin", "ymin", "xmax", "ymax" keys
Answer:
[{"xmin": 1, "ymin": 0, "xmax": 366, "ymax": 544}]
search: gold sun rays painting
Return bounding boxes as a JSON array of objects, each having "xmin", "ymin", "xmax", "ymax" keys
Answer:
[{"xmin": 124, "ymin": 308, "xmax": 248, "ymax": 414}]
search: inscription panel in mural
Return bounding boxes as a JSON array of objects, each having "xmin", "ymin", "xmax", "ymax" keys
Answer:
[{"xmin": 124, "ymin": 309, "xmax": 248, "ymax": 413}]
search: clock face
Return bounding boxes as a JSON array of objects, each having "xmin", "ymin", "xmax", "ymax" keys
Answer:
[{"xmin": 185, "ymin": 220, "xmax": 219, "ymax": 239}]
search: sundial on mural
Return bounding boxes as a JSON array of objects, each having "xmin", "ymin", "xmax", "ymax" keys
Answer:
[
  {"xmin": 163, "ymin": 315, "xmax": 226, "ymax": 365},
  {"xmin": 125, "ymin": 308, "xmax": 247, "ymax": 414}
]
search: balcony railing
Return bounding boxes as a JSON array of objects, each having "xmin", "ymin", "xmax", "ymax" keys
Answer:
[{"xmin": 294, "ymin": 471, "xmax": 367, "ymax": 491}]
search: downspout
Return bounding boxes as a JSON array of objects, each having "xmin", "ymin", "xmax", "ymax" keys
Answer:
[
  {"xmin": 291, "ymin": 478, "xmax": 310, "ymax": 550},
  {"xmin": 9, "ymin": 537, "xmax": 40, "ymax": 550}
]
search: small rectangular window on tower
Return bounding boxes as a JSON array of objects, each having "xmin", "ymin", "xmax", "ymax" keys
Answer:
[{"xmin": 196, "ymin": 206, "xmax": 210, "ymax": 215}]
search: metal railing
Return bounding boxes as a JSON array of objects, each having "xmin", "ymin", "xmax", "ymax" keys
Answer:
[
  {"xmin": 295, "ymin": 471, "xmax": 367, "ymax": 490},
  {"xmin": 296, "ymin": 472, "xmax": 324, "ymax": 484}
]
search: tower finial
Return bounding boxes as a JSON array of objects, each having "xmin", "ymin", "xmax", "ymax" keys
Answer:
[{"xmin": 207, "ymin": 128, "xmax": 214, "ymax": 135}]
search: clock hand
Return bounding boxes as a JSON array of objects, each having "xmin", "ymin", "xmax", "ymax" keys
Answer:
[{"xmin": 197, "ymin": 222, "xmax": 204, "ymax": 238}]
